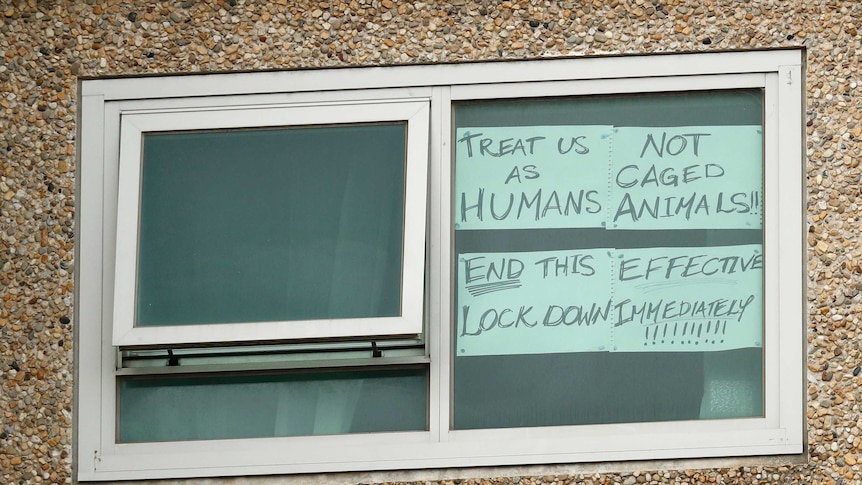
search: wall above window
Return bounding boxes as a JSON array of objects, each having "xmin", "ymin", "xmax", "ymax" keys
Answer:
[{"xmin": 77, "ymin": 49, "xmax": 805, "ymax": 481}]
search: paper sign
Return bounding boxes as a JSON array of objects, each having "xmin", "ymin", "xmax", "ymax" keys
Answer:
[
  {"xmin": 454, "ymin": 126, "xmax": 612, "ymax": 230},
  {"xmin": 454, "ymin": 125, "xmax": 762, "ymax": 231},
  {"xmin": 454, "ymin": 124, "xmax": 765, "ymax": 356},
  {"xmin": 609, "ymin": 126, "xmax": 763, "ymax": 230},
  {"xmin": 611, "ymin": 244, "xmax": 763, "ymax": 351},
  {"xmin": 456, "ymin": 249, "xmax": 612, "ymax": 356},
  {"xmin": 456, "ymin": 245, "xmax": 763, "ymax": 356}
]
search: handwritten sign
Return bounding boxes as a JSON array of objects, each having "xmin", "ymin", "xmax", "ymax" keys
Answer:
[
  {"xmin": 609, "ymin": 126, "xmax": 762, "ymax": 230},
  {"xmin": 454, "ymin": 124, "xmax": 764, "ymax": 356},
  {"xmin": 455, "ymin": 125, "xmax": 762, "ymax": 231},
  {"xmin": 611, "ymin": 244, "xmax": 763, "ymax": 351},
  {"xmin": 456, "ymin": 245, "xmax": 763, "ymax": 356},
  {"xmin": 456, "ymin": 249, "xmax": 612, "ymax": 356},
  {"xmin": 455, "ymin": 126, "xmax": 612, "ymax": 230}
]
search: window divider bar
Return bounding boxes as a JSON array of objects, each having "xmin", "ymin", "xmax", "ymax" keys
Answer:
[
  {"xmin": 428, "ymin": 85, "xmax": 452, "ymax": 443},
  {"xmin": 115, "ymin": 355, "xmax": 431, "ymax": 377}
]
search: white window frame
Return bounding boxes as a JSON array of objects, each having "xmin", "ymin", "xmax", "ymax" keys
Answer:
[
  {"xmin": 76, "ymin": 49, "xmax": 805, "ymax": 481},
  {"xmin": 112, "ymin": 100, "xmax": 430, "ymax": 347}
]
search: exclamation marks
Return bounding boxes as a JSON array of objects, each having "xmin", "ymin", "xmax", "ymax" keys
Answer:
[{"xmin": 643, "ymin": 320, "xmax": 728, "ymax": 346}]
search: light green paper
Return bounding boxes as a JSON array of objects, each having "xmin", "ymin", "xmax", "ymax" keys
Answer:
[
  {"xmin": 456, "ymin": 249, "xmax": 613, "ymax": 356},
  {"xmin": 609, "ymin": 126, "xmax": 763, "ymax": 230},
  {"xmin": 454, "ymin": 126, "xmax": 612, "ymax": 230},
  {"xmin": 456, "ymin": 245, "xmax": 763, "ymax": 356},
  {"xmin": 611, "ymin": 244, "xmax": 763, "ymax": 352}
]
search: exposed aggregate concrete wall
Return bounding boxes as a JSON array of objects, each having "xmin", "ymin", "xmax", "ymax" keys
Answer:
[{"xmin": 0, "ymin": 0, "xmax": 860, "ymax": 484}]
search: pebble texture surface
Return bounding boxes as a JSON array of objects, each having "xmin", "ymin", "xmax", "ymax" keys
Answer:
[{"xmin": 0, "ymin": 0, "xmax": 860, "ymax": 484}]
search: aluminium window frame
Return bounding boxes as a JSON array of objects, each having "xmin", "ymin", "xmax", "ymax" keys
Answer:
[
  {"xmin": 76, "ymin": 49, "xmax": 805, "ymax": 481},
  {"xmin": 112, "ymin": 99, "xmax": 430, "ymax": 347}
]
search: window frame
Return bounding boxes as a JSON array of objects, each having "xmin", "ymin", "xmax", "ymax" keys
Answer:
[
  {"xmin": 112, "ymin": 100, "xmax": 430, "ymax": 347},
  {"xmin": 76, "ymin": 50, "xmax": 805, "ymax": 481}
]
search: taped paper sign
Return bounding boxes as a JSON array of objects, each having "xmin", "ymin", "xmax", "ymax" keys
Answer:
[
  {"xmin": 610, "ymin": 244, "xmax": 763, "ymax": 352},
  {"xmin": 456, "ymin": 248, "xmax": 613, "ymax": 356},
  {"xmin": 455, "ymin": 126, "xmax": 612, "ymax": 230},
  {"xmin": 609, "ymin": 126, "xmax": 763, "ymax": 230},
  {"xmin": 455, "ymin": 125, "xmax": 762, "ymax": 231},
  {"xmin": 456, "ymin": 245, "xmax": 763, "ymax": 356}
]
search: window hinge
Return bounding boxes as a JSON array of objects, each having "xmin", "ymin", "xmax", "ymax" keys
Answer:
[
  {"xmin": 371, "ymin": 341, "xmax": 383, "ymax": 358},
  {"xmin": 167, "ymin": 349, "xmax": 180, "ymax": 367}
]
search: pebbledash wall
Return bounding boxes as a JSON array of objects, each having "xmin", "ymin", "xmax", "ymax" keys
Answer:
[{"xmin": 0, "ymin": 0, "xmax": 859, "ymax": 484}]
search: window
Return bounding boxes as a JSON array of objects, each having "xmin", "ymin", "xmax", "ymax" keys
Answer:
[
  {"xmin": 77, "ymin": 50, "xmax": 805, "ymax": 481},
  {"xmin": 112, "ymin": 101, "xmax": 428, "ymax": 347},
  {"xmin": 452, "ymin": 91, "xmax": 766, "ymax": 429}
]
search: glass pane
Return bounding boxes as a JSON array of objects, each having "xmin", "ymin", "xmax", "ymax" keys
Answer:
[
  {"xmin": 118, "ymin": 367, "xmax": 427, "ymax": 442},
  {"xmin": 452, "ymin": 90, "xmax": 764, "ymax": 429},
  {"xmin": 136, "ymin": 123, "xmax": 406, "ymax": 326}
]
